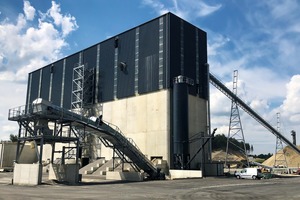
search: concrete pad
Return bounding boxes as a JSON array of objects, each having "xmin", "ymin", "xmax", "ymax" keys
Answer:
[
  {"xmin": 13, "ymin": 163, "xmax": 42, "ymax": 185},
  {"xmin": 169, "ymin": 169, "xmax": 202, "ymax": 179},
  {"xmin": 106, "ymin": 171, "xmax": 144, "ymax": 181},
  {"xmin": 49, "ymin": 164, "xmax": 80, "ymax": 184}
]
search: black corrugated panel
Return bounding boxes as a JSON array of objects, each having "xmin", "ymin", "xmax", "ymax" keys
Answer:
[
  {"xmin": 99, "ymin": 38, "xmax": 115, "ymax": 102},
  {"xmin": 29, "ymin": 70, "xmax": 40, "ymax": 104},
  {"xmin": 169, "ymin": 14, "xmax": 181, "ymax": 85},
  {"xmin": 25, "ymin": 74, "xmax": 31, "ymax": 106},
  {"xmin": 25, "ymin": 12, "xmax": 207, "ymax": 107},
  {"xmin": 82, "ymin": 46, "xmax": 97, "ymax": 105},
  {"xmin": 83, "ymin": 45, "xmax": 97, "ymax": 70},
  {"xmin": 163, "ymin": 16, "xmax": 168, "ymax": 89},
  {"xmin": 197, "ymin": 30, "xmax": 208, "ymax": 99},
  {"xmin": 138, "ymin": 18, "xmax": 160, "ymax": 94},
  {"xmin": 64, "ymin": 54, "xmax": 80, "ymax": 109},
  {"xmin": 183, "ymin": 21, "xmax": 197, "ymax": 95},
  {"xmin": 169, "ymin": 13, "xmax": 208, "ymax": 98},
  {"xmin": 40, "ymin": 65, "xmax": 51, "ymax": 101},
  {"xmin": 117, "ymin": 29, "xmax": 135, "ymax": 99},
  {"xmin": 51, "ymin": 60, "xmax": 63, "ymax": 106}
]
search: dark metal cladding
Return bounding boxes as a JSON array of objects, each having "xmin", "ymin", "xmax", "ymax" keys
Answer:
[
  {"xmin": 40, "ymin": 65, "xmax": 51, "ymax": 101},
  {"xmin": 168, "ymin": 14, "xmax": 181, "ymax": 82},
  {"xmin": 50, "ymin": 60, "xmax": 63, "ymax": 106},
  {"xmin": 198, "ymin": 31, "xmax": 208, "ymax": 99},
  {"xmin": 162, "ymin": 16, "xmax": 168, "ymax": 89},
  {"xmin": 83, "ymin": 45, "xmax": 97, "ymax": 70},
  {"xmin": 29, "ymin": 70, "xmax": 40, "ymax": 105},
  {"xmin": 138, "ymin": 18, "xmax": 160, "ymax": 94},
  {"xmin": 183, "ymin": 22, "xmax": 197, "ymax": 95},
  {"xmin": 168, "ymin": 13, "xmax": 208, "ymax": 98},
  {"xmin": 82, "ymin": 45, "xmax": 97, "ymax": 105},
  {"xmin": 25, "ymin": 74, "xmax": 31, "ymax": 106},
  {"xmin": 99, "ymin": 38, "xmax": 115, "ymax": 102},
  {"xmin": 117, "ymin": 28, "xmax": 135, "ymax": 98},
  {"xmin": 25, "ymin": 12, "xmax": 208, "ymax": 109},
  {"xmin": 172, "ymin": 77, "xmax": 189, "ymax": 169}
]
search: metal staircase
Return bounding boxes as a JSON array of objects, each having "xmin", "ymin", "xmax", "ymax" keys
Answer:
[
  {"xmin": 8, "ymin": 98, "xmax": 164, "ymax": 179},
  {"xmin": 209, "ymin": 73, "xmax": 300, "ymax": 155}
]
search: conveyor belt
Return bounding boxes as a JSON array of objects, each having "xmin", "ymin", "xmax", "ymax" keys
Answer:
[
  {"xmin": 209, "ymin": 73, "xmax": 300, "ymax": 154},
  {"xmin": 8, "ymin": 99, "xmax": 164, "ymax": 179}
]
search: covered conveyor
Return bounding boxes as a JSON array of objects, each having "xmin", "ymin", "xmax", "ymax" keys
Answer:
[
  {"xmin": 8, "ymin": 98, "xmax": 164, "ymax": 180},
  {"xmin": 209, "ymin": 73, "xmax": 300, "ymax": 155}
]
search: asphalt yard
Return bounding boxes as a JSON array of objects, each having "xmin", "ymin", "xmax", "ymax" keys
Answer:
[{"xmin": 0, "ymin": 172, "xmax": 300, "ymax": 199}]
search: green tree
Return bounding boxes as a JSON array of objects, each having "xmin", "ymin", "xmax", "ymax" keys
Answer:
[
  {"xmin": 9, "ymin": 134, "xmax": 18, "ymax": 142},
  {"xmin": 212, "ymin": 134, "xmax": 251, "ymax": 152}
]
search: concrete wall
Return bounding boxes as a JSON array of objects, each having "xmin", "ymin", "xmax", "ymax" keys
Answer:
[
  {"xmin": 106, "ymin": 171, "xmax": 144, "ymax": 181},
  {"xmin": 49, "ymin": 163, "xmax": 80, "ymax": 184},
  {"xmin": 13, "ymin": 163, "xmax": 42, "ymax": 185},
  {"xmin": 188, "ymin": 95, "xmax": 209, "ymax": 169},
  {"xmin": 169, "ymin": 169, "xmax": 202, "ymax": 179},
  {"xmin": 0, "ymin": 142, "xmax": 37, "ymax": 169},
  {"xmin": 92, "ymin": 90, "xmax": 209, "ymax": 171},
  {"xmin": 100, "ymin": 90, "xmax": 170, "ymax": 162}
]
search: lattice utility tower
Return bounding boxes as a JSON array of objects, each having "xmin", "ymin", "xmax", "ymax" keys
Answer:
[
  {"xmin": 274, "ymin": 112, "xmax": 288, "ymax": 169},
  {"xmin": 225, "ymin": 70, "xmax": 249, "ymax": 167}
]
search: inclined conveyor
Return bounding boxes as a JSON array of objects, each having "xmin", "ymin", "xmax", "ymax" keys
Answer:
[
  {"xmin": 209, "ymin": 73, "xmax": 300, "ymax": 154},
  {"xmin": 8, "ymin": 98, "xmax": 164, "ymax": 179}
]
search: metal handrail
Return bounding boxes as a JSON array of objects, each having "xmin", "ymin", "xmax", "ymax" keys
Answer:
[{"xmin": 9, "ymin": 99, "xmax": 160, "ymax": 178}]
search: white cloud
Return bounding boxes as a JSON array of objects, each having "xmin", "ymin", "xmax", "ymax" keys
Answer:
[
  {"xmin": 142, "ymin": 0, "xmax": 221, "ymax": 20},
  {"xmin": 267, "ymin": 0, "xmax": 299, "ymax": 20},
  {"xmin": 0, "ymin": 80, "xmax": 27, "ymax": 141},
  {"xmin": 0, "ymin": 1, "xmax": 78, "ymax": 141},
  {"xmin": 142, "ymin": 0, "xmax": 169, "ymax": 15},
  {"xmin": 281, "ymin": 75, "xmax": 300, "ymax": 117},
  {"xmin": 208, "ymin": 34, "xmax": 230, "ymax": 57},
  {"xmin": 23, "ymin": 0, "xmax": 35, "ymax": 21},
  {"xmin": 192, "ymin": 0, "xmax": 222, "ymax": 17},
  {"xmin": 47, "ymin": 1, "xmax": 78, "ymax": 37},
  {"xmin": 0, "ymin": 1, "xmax": 78, "ymax": 82}
]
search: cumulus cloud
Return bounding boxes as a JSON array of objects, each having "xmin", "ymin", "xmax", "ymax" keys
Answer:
[
  {"xmin": 281, "ymin": 75, "xmax": 300, "ymax": 119},
  {"xmin": 0, "ymin": 1, "xmax": 78, "ymax": 141},
  {"xmin": 46, "ymin": 1, "xmax": 78, "ymax": 37},
  {"xmin": 24, "ymin": 0, "xmax": 35, "ymax": 20},
  {"xmin": 0, "ymin": 0, "xmax": 78, "ymax": 82}
]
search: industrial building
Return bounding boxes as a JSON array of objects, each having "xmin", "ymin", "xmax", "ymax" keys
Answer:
[
  {"xmin": 8, "ymin": 12, "xmax": 299, "ymax": 185},
  {"xmin": 8, "ymin": 12, "xmax": 211, "ymax": 183},
  {"xmin": 27, "ymin": 12, "xmax": 210, "ymax": 168}
]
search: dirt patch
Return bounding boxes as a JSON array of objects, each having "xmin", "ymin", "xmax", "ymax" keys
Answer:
[{"xmin": 262, "ymin": 146, "xmax": 300, "ymax": 168}]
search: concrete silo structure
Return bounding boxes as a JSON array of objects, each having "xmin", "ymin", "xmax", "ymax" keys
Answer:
[{"xmin": 13, "ymin": 12, "xmax": 211, "ymax": 181}]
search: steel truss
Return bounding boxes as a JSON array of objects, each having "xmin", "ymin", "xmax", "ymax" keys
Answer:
[{"xmin": 225, "ymin": 70, "xmax": 249, "ymax": 167}]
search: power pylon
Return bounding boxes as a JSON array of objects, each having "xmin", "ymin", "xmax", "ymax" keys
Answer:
[
  {"xmin": 274, "ymin": 113, "xmax": 288, "ymax": 170},
  {"xmin": 225, "ymin": 70, "xmax": 249, "ymax": 167}
]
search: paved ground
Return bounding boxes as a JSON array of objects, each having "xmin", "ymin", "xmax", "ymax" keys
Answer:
[{"xmin": 0, "ymin": 172, "xmax": 300, "ymax": 199}]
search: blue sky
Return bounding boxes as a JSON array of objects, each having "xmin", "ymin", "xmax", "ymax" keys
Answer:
[{"xmin": 1, "ymin": 0, "xmax": 300, "ymax": 154}]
